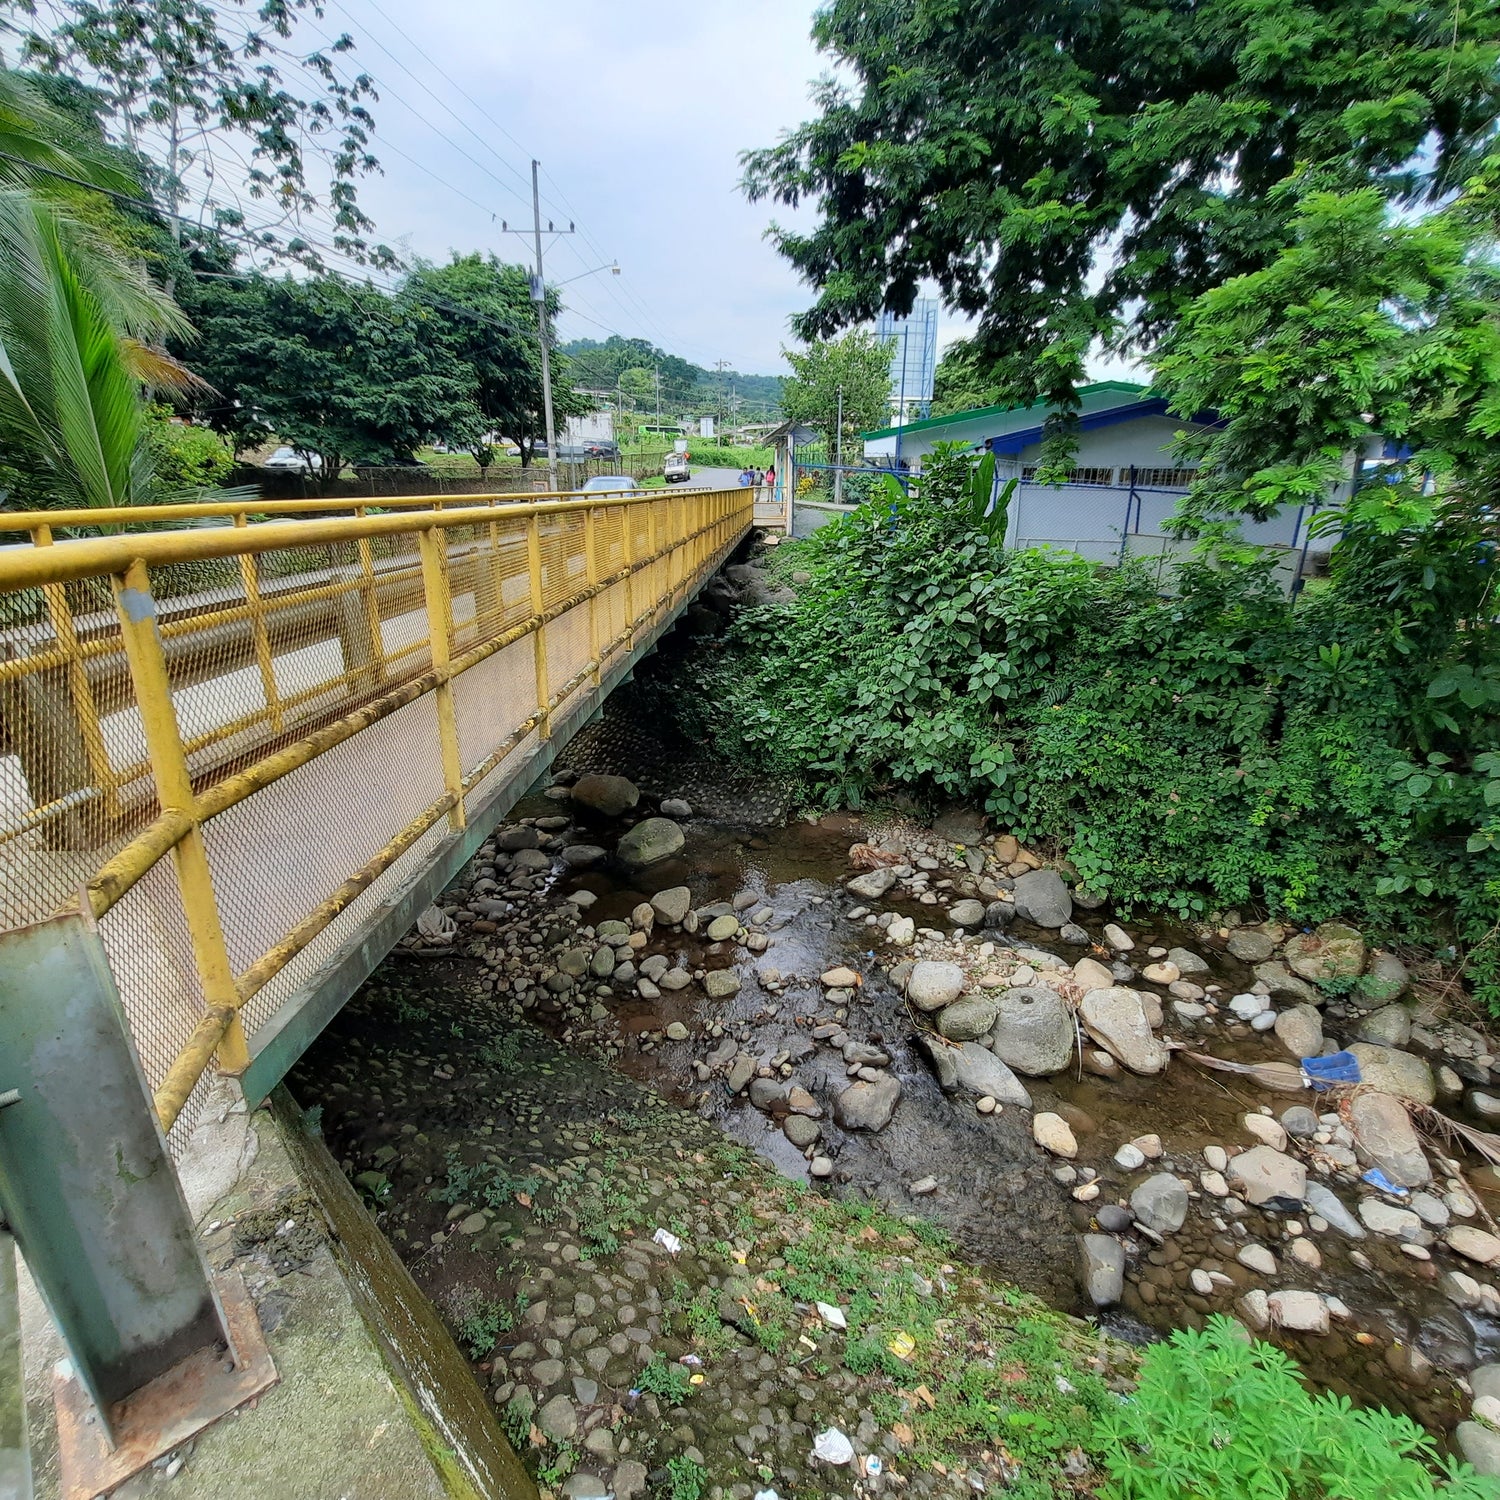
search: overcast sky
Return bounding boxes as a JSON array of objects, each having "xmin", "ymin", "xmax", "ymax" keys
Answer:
[
  {"xmin": 304, "ymin": 0, "xmax": 1139, "ymax": 387},
  {"xmin": 300, "ymin": 0, "xmax": 830, "ymax": 376}
]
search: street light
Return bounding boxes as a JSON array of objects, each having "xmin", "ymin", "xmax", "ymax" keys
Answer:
[{"xmin": 556, "ymin": 262, "xmax": 621, "ymax": 287}]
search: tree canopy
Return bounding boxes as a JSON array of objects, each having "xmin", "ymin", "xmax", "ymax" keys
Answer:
[
  {"xmin": 175, "ymin": 264, "xmax": 482, "ymax": 477},
  {"xmin": 780, "ymin": 330, "xmax": 892, "ymax": 453},
  {"xmin": 931, "ymin": 339, "xmax": 1005, "ymax": 419},
  {"xmin": 402, "ymin": 254, "xmax": 590, "ymax": 468},
  {"xmin": 0, "ymin": 65, "xmax": 205, "ymax": 510},
  {"xmin": 1155, "ymin": 181, "xmax": 1500, "ymax": 527},
  {"xmin": 559, "ymin": 335, "xmax": 784, "ymax": 420},
  {"xmin": 743, "ymin": 0, "xmax": 1500, "ymax": 433},
  {"xmin": 15, "ymin": 0, "xmax": 383, "ymax": 266}
]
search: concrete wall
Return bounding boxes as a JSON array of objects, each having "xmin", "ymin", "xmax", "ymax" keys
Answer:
[
  {"xmin": 1007, "ymin": 415, "xmax": 1187, "ymax": 475},
  {"xmin": 1003, "ymin": 481, "xmax": 1308, "ymax": 564}
]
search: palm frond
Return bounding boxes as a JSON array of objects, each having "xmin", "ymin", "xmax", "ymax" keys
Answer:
[
  {"xmin": 0, "ymin": 67, "xmax": 141, "ymax": 199},
  {"xmin": 0, "ymin": 187, "xmax": 156, "ymax": 508},
  {"xmin": 121, "ymin": 339, "xmax": 212, "ymax": 397}
]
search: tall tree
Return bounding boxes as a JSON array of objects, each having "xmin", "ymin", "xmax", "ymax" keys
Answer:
[
  {"xmin": 931, "ymin": 339, "xmax": 1004, "ymax": 418},
  {"xmin": 1153, "ymin": 177, "xmax": 1500, "ymax": 528},
  {"xmin": 176, "ymin": 268, "xmax": 482, "ymax": 480},
  {"xmin": 780, "ymin": 330, "xmax": 892, "ymax": 455},
  {"xmin": 401, "ymin": 253, "xmax": 590, "ymax": 469},
  {"xmin": 743, "ymin": 0, "xmax": 1500, "ymax": 456},
  {"xmin": 15, "ymin": 0, "xmax": 384, "ymax": 267}
]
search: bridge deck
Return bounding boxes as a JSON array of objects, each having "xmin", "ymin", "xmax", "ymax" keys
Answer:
[{"xmin": 0, "ymin": 488, "xmax": 751, "ymax": 1146}]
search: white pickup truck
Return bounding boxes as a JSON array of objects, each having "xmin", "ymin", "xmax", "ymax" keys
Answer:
[{"xmin": 663, "ymin": 453, "xmax": 691, "ymax": 484}]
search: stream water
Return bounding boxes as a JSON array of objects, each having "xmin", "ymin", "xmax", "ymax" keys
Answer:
[
  {"xmin": 539, "ymin": 746, "xmax": 1495, "ymax": 1435},
  {"xmin": 291, "ymin": 679, "xmax": 1500, "ymax": 1464}
]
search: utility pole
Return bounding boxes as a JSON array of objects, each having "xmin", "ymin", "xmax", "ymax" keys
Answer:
[
  {"xmin": 714, "ymin": 359, "xmax": 729, "ymax": 437},
  {"xmin": 502, "ymin": 161, "xmax": 575, "ymax": 490},
  {"xmin": 834, "ymin": 384, "xmax": 844, "ymax": 505}
]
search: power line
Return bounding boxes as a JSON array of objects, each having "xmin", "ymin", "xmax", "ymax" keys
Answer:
[{"xmin": 326, "ymin": 0, "xmax": 713, "ymax": 363}]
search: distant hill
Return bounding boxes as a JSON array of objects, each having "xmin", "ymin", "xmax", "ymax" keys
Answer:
[{"xmin": 560, "ymin": 336, "xmax": 782, "ymax": 421}]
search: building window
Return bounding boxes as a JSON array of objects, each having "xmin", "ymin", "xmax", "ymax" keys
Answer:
[
  {"xmin": 1019, "ymin": 465, "xmax": 1117, "ymax": 485},
  {"xmin": 1131, "ymin": 466, "xmax": 1199, "ymax": 488}
]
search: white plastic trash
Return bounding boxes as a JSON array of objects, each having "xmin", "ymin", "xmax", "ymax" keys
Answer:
[
  {"xmin": 652, "ymin": 1227, "xmax": 682, "ymax": 1254},
  {"xmin": 816, "ymin": 1301, "xmax": 848, "ymax": 1329},
  {"xmin": 416, "ymin": 906, "xmax": 456, "ymax": 942},
  {"xmin": 813, "ymin": 1427, "xmax": 855, "ymax": 1465}
]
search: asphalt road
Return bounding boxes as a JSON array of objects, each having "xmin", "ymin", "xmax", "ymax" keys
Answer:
[{"xmin": 679, "ymin": 465, "xmax": 748, "ymax": 491}]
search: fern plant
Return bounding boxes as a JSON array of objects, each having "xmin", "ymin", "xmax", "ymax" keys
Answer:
[{"xmin": 1096, "ymin": 1317, "xmax": 1500, "ymax": 1499}]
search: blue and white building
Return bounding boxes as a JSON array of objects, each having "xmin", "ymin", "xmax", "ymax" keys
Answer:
[{"xmin": 861, "ymin": 381, "xmax": 1329, "ymax": 577}]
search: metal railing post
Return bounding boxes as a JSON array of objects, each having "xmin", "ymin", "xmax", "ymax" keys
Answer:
[
  {"xmin": 352, "ymin": 507, "xmax": 387, "ymax": 693},
  {"xmin": 233, "ymin": 512, "xmax": 284, "ymax": 732},
  {"xmin": 525, "ymin": 516, "xmax": 552, "ymax": 739},
  {"xmin": 112, "ymin": 559, "xmax": 249, "ymax": 1075},
  {"xmin": 418, "ymin": 529, "xmax": 467, "ymax": 832},
  {"xmin": 584, "ymin": 507, "xmax": 601, "ymax": 686},
  {"xmin": 621, "ymin": 500, "xmax": 636, "ymax": 653}
]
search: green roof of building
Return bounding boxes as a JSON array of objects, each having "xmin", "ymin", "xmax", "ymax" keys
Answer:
[{"xmin": 861, "ymin": 380, "xmax": 1151, "ymax": 441}]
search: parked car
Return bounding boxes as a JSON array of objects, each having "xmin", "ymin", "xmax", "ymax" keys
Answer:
[
  {"xmin": 261, "ymin": 445, "xmax": 323, "ymax": 473},
  {"xmin": 584, "ymin": 440, "xmax": 620, "ymax": 460},
  {"xmin": 663, "ymin": 453, "xmax": 691, "ymax": 484},
  {"xmin": 581, "ymin": 475, "xmax": 639, "ymax": 493}
]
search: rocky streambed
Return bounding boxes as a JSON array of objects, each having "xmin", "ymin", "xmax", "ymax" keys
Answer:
[{"xmin": 293, "ymin": 699, "xmax": 1500, "ymax": 1489}]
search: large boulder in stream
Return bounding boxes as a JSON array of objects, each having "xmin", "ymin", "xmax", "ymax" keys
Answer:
[
  {"xmin": 846, "ymin": 867, "xmax": 899, "ymax": 900},
  {"xmin": 1079, "ymin": 988, "xmax": 1166, "ymax": 1074},
  {"xmin": 990, "ymin": 986, "xmax": 1074, "ymax": 1076},
  {"xmin": 569, "ymin": 773, "xmax": 640, "ymax": 817},
  {"xmin": 1347, "ymin": 1043, "xmax": 1436, "ymax": 1105},
  {"xmin": 917, "ymin": 1035, "xmax": 1031, "ymax": 1107},
  {"xmin": 1283, "ymin": 921, "xmax": 1366, "ymax": 984},
  {"xmin": 616, "ymin": 818, "xmax": 685, "ymax": 869},
  {"xmin": 1011, "ymin": 869, "xmax": 1072, "ymax": 928},
  {"xmin": 650, "ymin": 886, "xmax": 692, "ymax": 925},
  {"xmin": 834, "ymin": 1074, "xmax": 902, "ymax": 1132},
  {"xmin": 1077, "ymin": 1234, "xmax": 1125, "ymax": 1308},
  {"xmin": 935, "ymin": 996, "xmax": 1000, "ymax": 1042},
  {"xmin": 906, "ymin": 961, "xmax": 965, "ymax": 1012},
  {"xmin": 1349, "ymin": 1090, "xmax": 1431, "ymax": 1186}
]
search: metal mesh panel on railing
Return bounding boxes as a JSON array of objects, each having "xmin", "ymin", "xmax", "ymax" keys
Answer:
[
  {"xmin": 202, "ymin": 691, "xmax": 447, "ymax": 979},
  {"xmin": 452, "ymin": 637, "xmax": 538, "ymax": 773},
  {"xmin": 544, "ymin": 606, "xmax": 592, "ymax": 702},
  {"xmin": 97, "ymin": 851, "xmax": 212, "ymax": 1152},
  {"xmin": 0, "ymin": 582, "xmax": 154, "ymax": 928},
  {"xmin": 0, "ymin": 488, "xmax": 751, "ymax": 1155}
]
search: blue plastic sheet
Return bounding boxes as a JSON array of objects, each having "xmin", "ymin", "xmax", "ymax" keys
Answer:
[
  {"xmin": 1301, "ymin": 1050, "xmax": 1362, "ymax": 1090},
  {"xmin": 1362, "ymin": 1167, "xmax": 1410, "ymax": 1199}
]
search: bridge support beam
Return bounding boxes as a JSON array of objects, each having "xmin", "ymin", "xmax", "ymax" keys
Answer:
[{"xmin": 0, "ymin": 911, "xmax": 275, "ymax": 1497}]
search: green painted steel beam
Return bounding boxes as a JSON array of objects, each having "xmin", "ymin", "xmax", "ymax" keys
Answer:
[
  {"xmin": 0, "ymin": 914, "xmax": 226, "ymax": 1439},
  {"xmin": 0, "ymin": 1229, "xmax": 29, "ymax": 1500}
]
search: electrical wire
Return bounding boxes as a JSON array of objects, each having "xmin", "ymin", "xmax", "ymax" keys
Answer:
[{"xmin": 324, "ymin": 0, "xmax": 720, "ymax": 363}]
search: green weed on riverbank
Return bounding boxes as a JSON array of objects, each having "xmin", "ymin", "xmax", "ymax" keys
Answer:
[{"xmin": 664, "ymin": 449, "xmax": 1499, "ymax": 1009}]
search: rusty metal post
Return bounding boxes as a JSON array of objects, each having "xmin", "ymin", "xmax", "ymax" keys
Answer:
[
  {"xmin": 112, "ymin": 562, "xmax": 249, "ymax": 1076},
  {"xmin": 525, "ymin": 517, "xmax": 551, "ymax": 740}
]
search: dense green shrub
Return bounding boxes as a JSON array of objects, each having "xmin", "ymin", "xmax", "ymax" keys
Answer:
[
  {"xmin": 144, "ymin": 404, "xmax": 235, "ymax": 490},
  {"xmin": 677, "ymin": 441, "xmax": 773, "ymax": 468},
  {"xmin": 1095, "ymin": 1317, "xmax": 1498, "ymax": 1498},
  {"xmin": 675, "ymin": 446, "xmax": 1500, "ymax": 1006}
]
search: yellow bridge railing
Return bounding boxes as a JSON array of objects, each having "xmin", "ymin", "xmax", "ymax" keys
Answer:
[{"xmin": 0, "ymin": 486, "xmax": 752, "ymax": 1145}]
